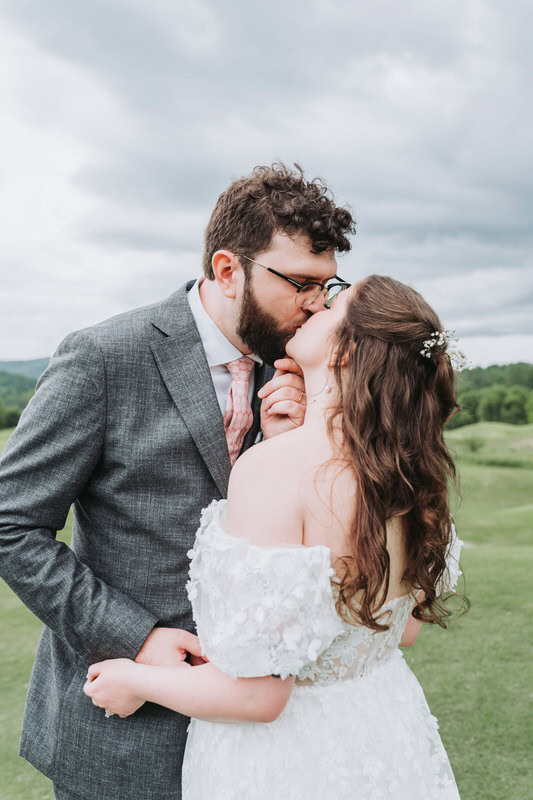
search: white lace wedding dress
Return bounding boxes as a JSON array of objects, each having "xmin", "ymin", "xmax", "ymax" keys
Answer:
[{"xmin": 182, "ymin": 499, "xmax": 462, "ymax": 799}]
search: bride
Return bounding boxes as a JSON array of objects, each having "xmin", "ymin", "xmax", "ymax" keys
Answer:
[{"xmin": 84, "ymin": 274, "xmax": 466, "ymax": 799}]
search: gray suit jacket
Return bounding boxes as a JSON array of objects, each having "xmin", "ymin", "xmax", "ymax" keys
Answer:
[{"xmin": 0, "ymin": 282, "xmax": 274, "ymax": 799}]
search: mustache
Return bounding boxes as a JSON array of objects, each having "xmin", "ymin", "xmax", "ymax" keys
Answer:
[
  {"xmin": 291, "ymin": 312, "xmax": 312, "ymax": 329},
  {"xmin": 294, "ymin": 313, "xmax": 312, "ymax": 330}
]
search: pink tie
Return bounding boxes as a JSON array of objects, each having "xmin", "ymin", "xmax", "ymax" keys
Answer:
[{"xmin": 224, "ymin": 356, "xmax": 255, "ymax": 466}]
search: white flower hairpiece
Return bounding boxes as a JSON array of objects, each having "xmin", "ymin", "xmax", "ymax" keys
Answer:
[{"xmin": 420, "ymin": 330, "xmax": 470, "ymax": 372}]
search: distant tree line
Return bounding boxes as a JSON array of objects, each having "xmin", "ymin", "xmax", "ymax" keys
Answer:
[
  {"xmin": 447, "ymin": 362, "xmax": 533, "ymax": 429},
  {"xmin": 0, "ymin": 371, "xmax": 36, "ymax": 429},
  {"xmin": 1, "ymin": 362, "xmax": 533, "ymax": 431}
]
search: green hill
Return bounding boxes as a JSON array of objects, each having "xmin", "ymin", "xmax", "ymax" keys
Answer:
[
  {"xmin": 446, "ymin": 421, "xmax": 533, "ymax": 469},
  {"xmin": 457, "ymin": 362, "xmax": 533, "ymax": 390},
  {"xmin": 0, "ymin": 427, "xmax": 13, "ymax": 451},
  {"xmin": 0, "ymin": 358, "xmax": 49, "ymax": 380},
  {"xmin": 0, "ymin": 371, "xmax": 36, "ymax": 412}
]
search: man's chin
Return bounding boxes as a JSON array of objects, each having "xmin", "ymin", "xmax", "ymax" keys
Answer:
[{"xmin": 237, "ymin": 279, "xmax": 306, "ymax": 364}]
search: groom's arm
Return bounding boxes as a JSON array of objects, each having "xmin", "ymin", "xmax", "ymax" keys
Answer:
[{"xmin": 0, "ymin": 330, "xmax": 160, "ymax": 664}]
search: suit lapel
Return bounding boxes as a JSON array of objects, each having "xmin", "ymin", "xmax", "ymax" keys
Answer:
[{"xmin": 150, "ymin": 284, "xmax": 231, "ymax": 497}]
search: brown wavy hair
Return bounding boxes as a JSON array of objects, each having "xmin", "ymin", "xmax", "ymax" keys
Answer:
[
  {"xmin": 203, "ymin": 163, "xmax": 355, "ymax": 278},
  {"xmin": 329, "ymin": 275, "xmax": 467, "ymax": 631}
]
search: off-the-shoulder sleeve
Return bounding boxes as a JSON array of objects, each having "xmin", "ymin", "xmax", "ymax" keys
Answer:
[
  {"xmin": 437, "ymin": 520, "xmax": 464, "ymax": 595},
  {"xmin": 186, "ymin": 500, "xmax": 345, "ymax": 679}
]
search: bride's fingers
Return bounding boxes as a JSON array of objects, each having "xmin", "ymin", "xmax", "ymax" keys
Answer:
[
  {"xmin": 86, "ymin": 687, "xmax": 102, "ymax": 707},
  {"xmin": 87, "ymin": 663, "xmax": 103, "ymax": 680}
]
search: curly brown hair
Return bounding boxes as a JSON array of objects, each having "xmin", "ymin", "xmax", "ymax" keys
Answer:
[
  {"xmin": 329, "ymin": 275, "xmax": 467, "ymax": 632},
  {"xmin": 203, "ymin": 163, "xmax": 356, "ymax": 278}
]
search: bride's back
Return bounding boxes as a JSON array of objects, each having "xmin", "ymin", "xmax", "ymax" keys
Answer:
[
  {"xmin": 222, "ymin": 424, "xmax": 416, "ymax": 688},
  {"xmin": 231, "ymin": 423, "xmax": 411, "ymax": 608},
  {"xmin": 294, "ymin": 426, "xmax": 411, "ymax": 606}
]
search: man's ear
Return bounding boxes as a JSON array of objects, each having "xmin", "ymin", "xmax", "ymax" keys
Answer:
[{"xmin": 211, "ymin": 250, "xmax": 239, "ymax": 299}]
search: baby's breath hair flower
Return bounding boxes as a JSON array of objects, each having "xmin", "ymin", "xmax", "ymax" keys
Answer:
[{"xmin": 420, "ymin": 330, "xmax": 471, "ymax": 372}]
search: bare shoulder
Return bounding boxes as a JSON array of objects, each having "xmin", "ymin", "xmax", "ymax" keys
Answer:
[
  {"xmin": 227, "ymin": 429, "xmax": 311, "ymax": 547},
  {"xmin": 234, "ymin": 427, "xmax": 307, "ymax": 468},
  {"xmin": 228, "ymin": 427, "xmax": 319, "ymax": 499}
]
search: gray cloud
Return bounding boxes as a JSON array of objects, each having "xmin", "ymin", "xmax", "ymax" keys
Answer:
[
  {"xmin": 73, "ymin": 151, "xmax": 230, "ymax": 210},
  {"xmin": 0, "ymin": 0, "xmax": 532, "ymax": 363}
]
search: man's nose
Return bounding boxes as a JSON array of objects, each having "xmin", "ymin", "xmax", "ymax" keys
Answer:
[{"xmin": 305, "ymin": 290, "xmax": 326, "ymax": 313}]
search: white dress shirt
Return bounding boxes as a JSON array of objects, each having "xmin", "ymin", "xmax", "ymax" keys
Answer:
[{"xmin": 187, "ymin": 278, "xmax": 263, "ymax": 414}]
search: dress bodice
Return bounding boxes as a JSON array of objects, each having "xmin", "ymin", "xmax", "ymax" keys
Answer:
[{"xmin": 186, "ymin": 499, "xmax": 462, "ymax": 686}]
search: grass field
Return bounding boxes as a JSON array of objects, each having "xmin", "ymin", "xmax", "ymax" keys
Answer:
[{"xmin": 1, "ymin": 422, "xmax": 532, "ymax": 799}]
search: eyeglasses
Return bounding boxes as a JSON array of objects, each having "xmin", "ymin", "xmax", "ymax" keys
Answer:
[
  {"xmin": 235, "ymin": 253, "xmax": 351, "ymax": 309},
  {"xmin": 323, "ymin": 282, "xmax": 350, "ymax": 309}
]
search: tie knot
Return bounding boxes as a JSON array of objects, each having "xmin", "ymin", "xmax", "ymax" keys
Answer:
[{"xmin": 225, "ymin": 356, "xmax": 255, "ymax": 382}]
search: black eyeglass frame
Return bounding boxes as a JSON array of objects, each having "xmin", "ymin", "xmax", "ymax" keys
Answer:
[
  {"xmin": 323, "ymin": 281, "xmax": 351, "ymax": 309},
  {"xmin": 234, "ymin": 252, "xmax": 350, "ymax": 308}
]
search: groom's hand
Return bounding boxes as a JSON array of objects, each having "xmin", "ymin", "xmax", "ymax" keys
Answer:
[
  {"xmin": 259, "ymin": 358, "xmax": 306, "ymax": 439},
  {"xmin": 135, "ymin": 628, "xmax": 206, "ymax": 667}
]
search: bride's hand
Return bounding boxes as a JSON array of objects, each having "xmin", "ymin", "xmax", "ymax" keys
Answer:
[{"xmin": 83, "ymin": 659, "xmax": 147, "ymax": 718}]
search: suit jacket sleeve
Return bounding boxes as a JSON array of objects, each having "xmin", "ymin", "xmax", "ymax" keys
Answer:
[{"xmin": 0, "ymin": 330, "xmax": 159, "ymax": 663}]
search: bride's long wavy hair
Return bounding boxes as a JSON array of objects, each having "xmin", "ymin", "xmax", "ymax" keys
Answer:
[{"xmin": 329, "ymin": 275, "xmax": 466, "ymax": 631}]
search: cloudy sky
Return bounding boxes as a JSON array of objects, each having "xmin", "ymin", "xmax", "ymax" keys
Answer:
[{"xmin": 1, "ymin": 0, "xmax": 531, "ymax": 365}]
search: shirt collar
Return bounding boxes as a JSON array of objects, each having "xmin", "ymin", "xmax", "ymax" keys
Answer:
[{"xmin": 188, "ymin": 278, "xmax": 263, "ymax": 368}]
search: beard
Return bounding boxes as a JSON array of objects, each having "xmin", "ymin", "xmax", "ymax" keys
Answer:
[{"xmin": 237, "ymin": 276, "xmax": 301, "ymax": 365}]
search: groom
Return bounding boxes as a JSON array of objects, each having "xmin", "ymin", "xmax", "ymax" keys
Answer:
[{"xmin": 0, "ymin": 163, "xmax": 355, "ymax": 799}]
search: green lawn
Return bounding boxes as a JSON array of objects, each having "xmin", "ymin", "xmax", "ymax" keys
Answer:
[
  {"xmin": 446, "ymin": 421, "xmax": 533, "ymax": 469},
  {"xmin": 1, "ymin": 423, "xmax": 532, "ymax": 799},
  {"xmin": 403, "ymin": 424, "xmax": 533, "ymax": 799}
]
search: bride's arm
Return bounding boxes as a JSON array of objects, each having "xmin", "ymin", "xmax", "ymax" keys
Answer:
[
  {"xmin": 84, "ymin": 657, "xmax": 294, "ymax": 723},
  {"xmin": 399, "ymin": 611, "xmax": 423, "ymax": 646},
  {"xmin": 400, "ymin": 591, "xmax": 424, "ymax": 647},
  {"xmin": 84, "ymin": 445, "xmax": 304, "ymax": 721}
]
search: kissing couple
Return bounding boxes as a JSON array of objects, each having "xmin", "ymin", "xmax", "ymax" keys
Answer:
[{"xmin": 0, "ymin": 163, "xmax": 464, "ymax": 799}]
